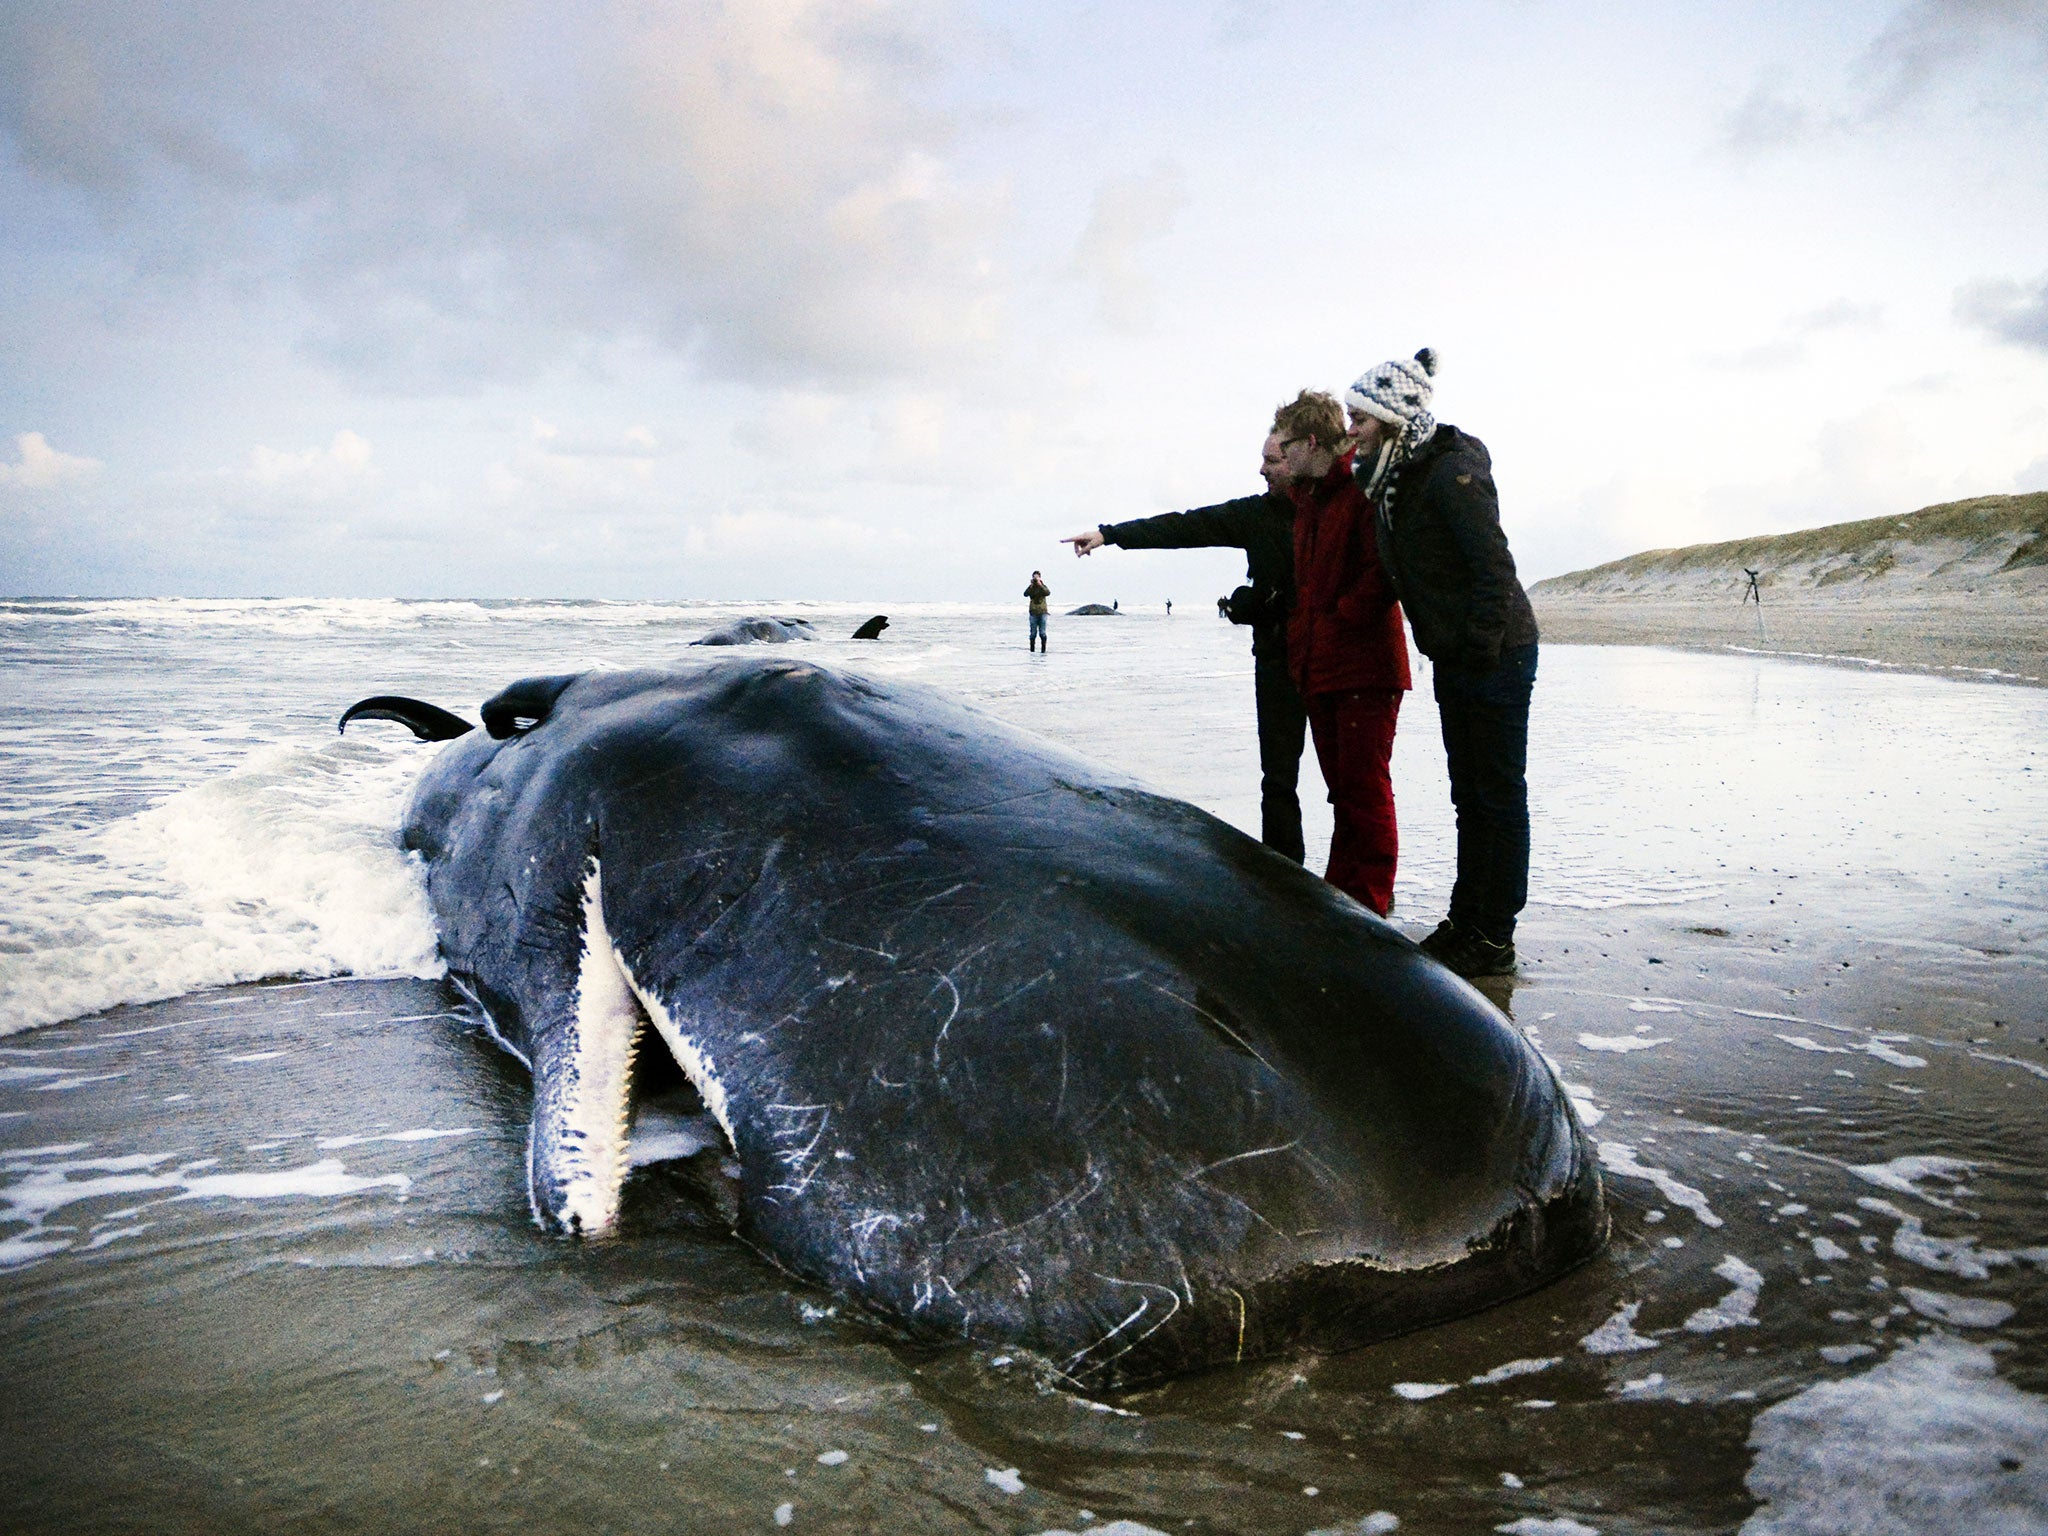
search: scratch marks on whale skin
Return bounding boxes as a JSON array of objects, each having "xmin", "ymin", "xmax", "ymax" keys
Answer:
[
  {"xmin": 1186, "ymin": 1141, "xmax": 1302, "ymax": 1182},
  {"xmin": 767, "ymin": 1102, "xmax": 832, "ymax": 1196},
  {"xmin": 929, "ymin": 972, "xmax": 964, "ymax": 1067},
  {"xmin": 819, "ymin": 936, "xmax": 900, "ymax": 964},
  {"xmin": 851, "ymin": 1209, "xmax": 910, "ymax": 1245},
  {"xmin": 683, "ymin": 839, "xmax": 786, "ymax": 950},
  {"xmin": 1063, "ymin": 1275, "xmax": 1184, "ymax": 1376},
  {"xmin": 945, "ymin": 1167, "xmax": 1107, "ymax": 1250},
  {"xmin": 921, "ymin": 940, "xmax": 999, "ymax": 1067},
  {"xmin": 1180, "ymin": 1141, "xmax": 1302, "ymax": 1238},
  {"xmin": 902, "ymin": 881, "xmax": 973, "ymax": 919},
  {"xmin": 932, "ymin": 787, "xmax": 1060, "ymax": 819},
  {"xmin": 982, "ymin": 967, "xmax": 1055, "ymax": 1017},
  {"xmin": 1146, "ymin": 982, "xmax": 1276, "ymax": 1074}
]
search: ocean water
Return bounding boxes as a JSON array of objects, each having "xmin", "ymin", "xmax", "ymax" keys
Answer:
[{"xmin": 2, "ymin": 598, "xmax": 2045, "ymax": 1534}]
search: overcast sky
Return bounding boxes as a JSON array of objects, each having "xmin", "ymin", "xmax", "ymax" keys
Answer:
[{"xmin": 3, "ymin": 0, "xmax": 2044, "ymax": 602}]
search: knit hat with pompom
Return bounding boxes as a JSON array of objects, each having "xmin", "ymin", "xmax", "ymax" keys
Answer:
[
  {"xmin": 1345, "ymin": 347, "xmax": 1438, "ymax": 437},
  {"xmin": 1346, "ymin": 347, "xmax": 1439, "ymax": 496}
]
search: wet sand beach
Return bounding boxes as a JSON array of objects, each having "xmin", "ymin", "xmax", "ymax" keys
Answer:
[
  {"xmin": 5, "ymin": 880, "xmax": 2042, "ymax": 1533},
  {"xmin": 1532, "ymin": 590, "xmax": 2048, "ymax": 688},
  {"xmin": 1529, "ymin": 490, "xmax": 2048, "ymax": 687},
  {"xmin": 4, "ymin": 602, "xmax": 2046, "ymax": 1533}
]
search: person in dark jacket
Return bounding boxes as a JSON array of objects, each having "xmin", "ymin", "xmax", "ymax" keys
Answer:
[
  {"xmin": 1025, "ymin": 572, "xmax": 1051, "ymax": 653},
  {"xmin": 1061, "ymin": 429, "xmax": 1309, "ymax": 862},
  {"xmin": 1347, "ymin": 348, "xmax": 1538, "ymax": 977},
  {"xmin": 1278, "ymin": 390, "xmax": 1411, "ymax": 916}
]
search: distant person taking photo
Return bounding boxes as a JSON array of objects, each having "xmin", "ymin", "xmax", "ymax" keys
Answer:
[
  {"xmin": 1025, "ymin": 571, "xmax": 1051, "ymax": 653},
  {"xmin": 1347, "ymin": 348, "xmax": 1538, "ymax": 977}
]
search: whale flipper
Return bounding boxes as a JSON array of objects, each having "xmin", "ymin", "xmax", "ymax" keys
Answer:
[{"xmin": 481, "ymin": 674, "xmax": 579, "ymax": 739}]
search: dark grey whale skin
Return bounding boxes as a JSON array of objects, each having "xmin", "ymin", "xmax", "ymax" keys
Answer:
[{"xmin": 398, "ymin": 658, "xmax": 1605, "ymax": 1388}]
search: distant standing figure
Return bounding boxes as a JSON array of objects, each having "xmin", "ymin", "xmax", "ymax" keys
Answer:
[
  {"xmin": 1348, "ymin": 347, "xmax": 1538, "ymax": 978},
  {"xmin": 1166, "ymin": 600, "xmax": 1172, "ymax": 616},
  {"xmin": 1026, "ymin": 571, "xmax": 1051, "ymax": 653}
]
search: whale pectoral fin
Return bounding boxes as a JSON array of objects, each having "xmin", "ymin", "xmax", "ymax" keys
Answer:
[
  {"xmin": 526, "ymin": 863, "xmax": 643, "ymax": 1237},
  {"xmin": 481, "ymin": 674, "xmax": 579, "ymax": 739}
]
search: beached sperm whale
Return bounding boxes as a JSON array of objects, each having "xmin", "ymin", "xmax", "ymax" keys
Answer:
[
  {"xmin": 691, "ymin": 616, "xmax": 818, "ymax": 646},
  {"xmin": 340, "ymin": 659, "xmax": 1604, "ymax": 1387}
]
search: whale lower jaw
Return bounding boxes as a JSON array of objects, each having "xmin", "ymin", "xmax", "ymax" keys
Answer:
[{"xmin": 528, "ymin": 861, "xmax": 739, "ymax": 1239}]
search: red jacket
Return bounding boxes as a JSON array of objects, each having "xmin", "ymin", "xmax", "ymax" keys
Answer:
[{"xmin": 1286, "ymin": 451, "xmax": 1412, "ymax": 698}]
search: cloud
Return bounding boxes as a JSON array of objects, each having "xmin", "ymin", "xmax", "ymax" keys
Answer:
[
  {"xmin": 1861, "ymin": 0, "xmax": 2048, "ymax": 110},
  {"xmin": 1722, "ymin": 85, "xmax": 1833, "ymax": 155},
  {"xmin": 0, "ymin": 431, "xmax": 102, "ymax": 489},
  {"xmin": 1709, "ymin": 299, "xmax": 1886, "ymax": 369},
  {"xmin": 1955, "ymin": 274, "xmax": 2048, "ymax": 352},
  {"xmin": 0, "ymin": 1, "xmax": 1004, "ymax": 391},
  {"xmin": 1792, "ymin": 300, "xmax": 1886, "ymax": 334},
  {"xmin": 1214, "ymin": 0, "xmax": 1285, "ymax": 46},
  {"xmin": 1722, "ymin": 0, "xmax": 2048, "ymax": 152},
  {"xmin": 1068, "ymin": 162, "xmax": 1188, "ymax": 331},
  {"xmin": 696, "ymin": 507, "xmax": 890, "ymax": 556},
  {"xmin": 244, "ymin": 430, "xmax": 375, "ymax": 500}
]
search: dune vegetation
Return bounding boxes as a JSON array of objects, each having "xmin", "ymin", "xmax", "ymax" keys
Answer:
[
  {"xmin": 1528, "ymin": 492, "xmax": 2048, "ymax": 685},
  {"xmin": 1531, "ymin": 491, "xmax": 2048, "ymax": 601}
]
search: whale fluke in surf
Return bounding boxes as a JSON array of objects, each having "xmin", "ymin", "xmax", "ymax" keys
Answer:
[
  {"xmin": 369, "ymin": 659, "xmax": 1605, "ymax": 1387},
  {"xmin": 337, "ymin": 696, "xmax": 475, "ymax": 741}
]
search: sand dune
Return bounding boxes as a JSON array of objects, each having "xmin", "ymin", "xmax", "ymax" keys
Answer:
[{"xmin": 1530, "ymin": 492, "xmax": 2048, "ymax": 686}]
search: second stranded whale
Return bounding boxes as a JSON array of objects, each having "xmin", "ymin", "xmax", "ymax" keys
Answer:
[{"xmin": 341, "ymin": 659, "xmax": 1605, "ymax": 1387}]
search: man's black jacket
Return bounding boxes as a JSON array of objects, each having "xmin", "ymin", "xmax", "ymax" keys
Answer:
[
  {"xmin": 1370, "ymin": 425, "xmax": 1538, "ymax": 674},
  {"xmin": 1101, "ymin": 491, "xmax": 1295, "ymax": 655}
]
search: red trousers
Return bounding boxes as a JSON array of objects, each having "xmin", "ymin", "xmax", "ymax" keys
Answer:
[{"xmin": 1307, "ymin": 688, "xmax": 1402, "ymax": 915}]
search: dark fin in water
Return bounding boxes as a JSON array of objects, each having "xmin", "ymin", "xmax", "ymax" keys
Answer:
[
  {"xmin": 338, "ymin": 696, "xmax": 475, "ymax": 740},
  {"xmin": 481, "ymin": 674, "xmax": 580, "ymax": 739},
  {"xmin": 851, "ymin": 614, "xmax": 889, "ymax": 640}
]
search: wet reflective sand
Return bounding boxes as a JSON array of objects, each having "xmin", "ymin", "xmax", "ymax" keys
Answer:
[{"xmin": 3, "ymin": 603, "xmax": 2045, "ymax": 1533}]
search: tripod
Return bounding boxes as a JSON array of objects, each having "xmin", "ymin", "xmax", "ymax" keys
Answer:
[{"xmin": 1741, "ymin": 568, "xmax": 1765, "ymax": 640}]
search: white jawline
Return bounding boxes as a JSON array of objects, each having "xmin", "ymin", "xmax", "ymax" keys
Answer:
[
  {"xmin": 548, "ymin": 862, "xmax": 644, "ymax": 1235},
  {"xmin": 619, "ymin": 956, "xmax": 737, "ymax": 1157},
  {"xmin": 542, "ymin": 860, "xmax": 738, "ymax": 1236}
]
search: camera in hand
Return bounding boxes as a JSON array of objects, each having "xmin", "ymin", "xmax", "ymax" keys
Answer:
[{"xmin": 1219, "ymin": 584, "xmax": 1281, "ymax": 627}]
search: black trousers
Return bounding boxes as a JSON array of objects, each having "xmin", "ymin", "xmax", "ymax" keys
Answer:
[
  {"xmin": 1433, "ymin": 642, "xmax": 1537, "ymax": 940},
  {"xmin": 1253, "ymin": 640, "xmax": 1308, "ymax": 864}
]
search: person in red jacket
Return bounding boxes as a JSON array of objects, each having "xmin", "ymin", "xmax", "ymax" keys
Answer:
[{"xmin": 1275, "ymin": 390, "xmax": 1412, "ymax": 915}]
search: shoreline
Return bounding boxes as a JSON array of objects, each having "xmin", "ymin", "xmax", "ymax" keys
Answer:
[{"xmin": 1531, "ymin": 591, "xmax": 2048, "ymax": 688}]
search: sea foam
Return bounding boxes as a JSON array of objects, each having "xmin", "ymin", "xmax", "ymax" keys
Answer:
[
  {"xmin": 0, "ymin": 735, "xmax": 440, "ymax": 1035},
  {"xmin": 1742, "ymin": 1336, "xmax": 2048, "ymax": 1533}
]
